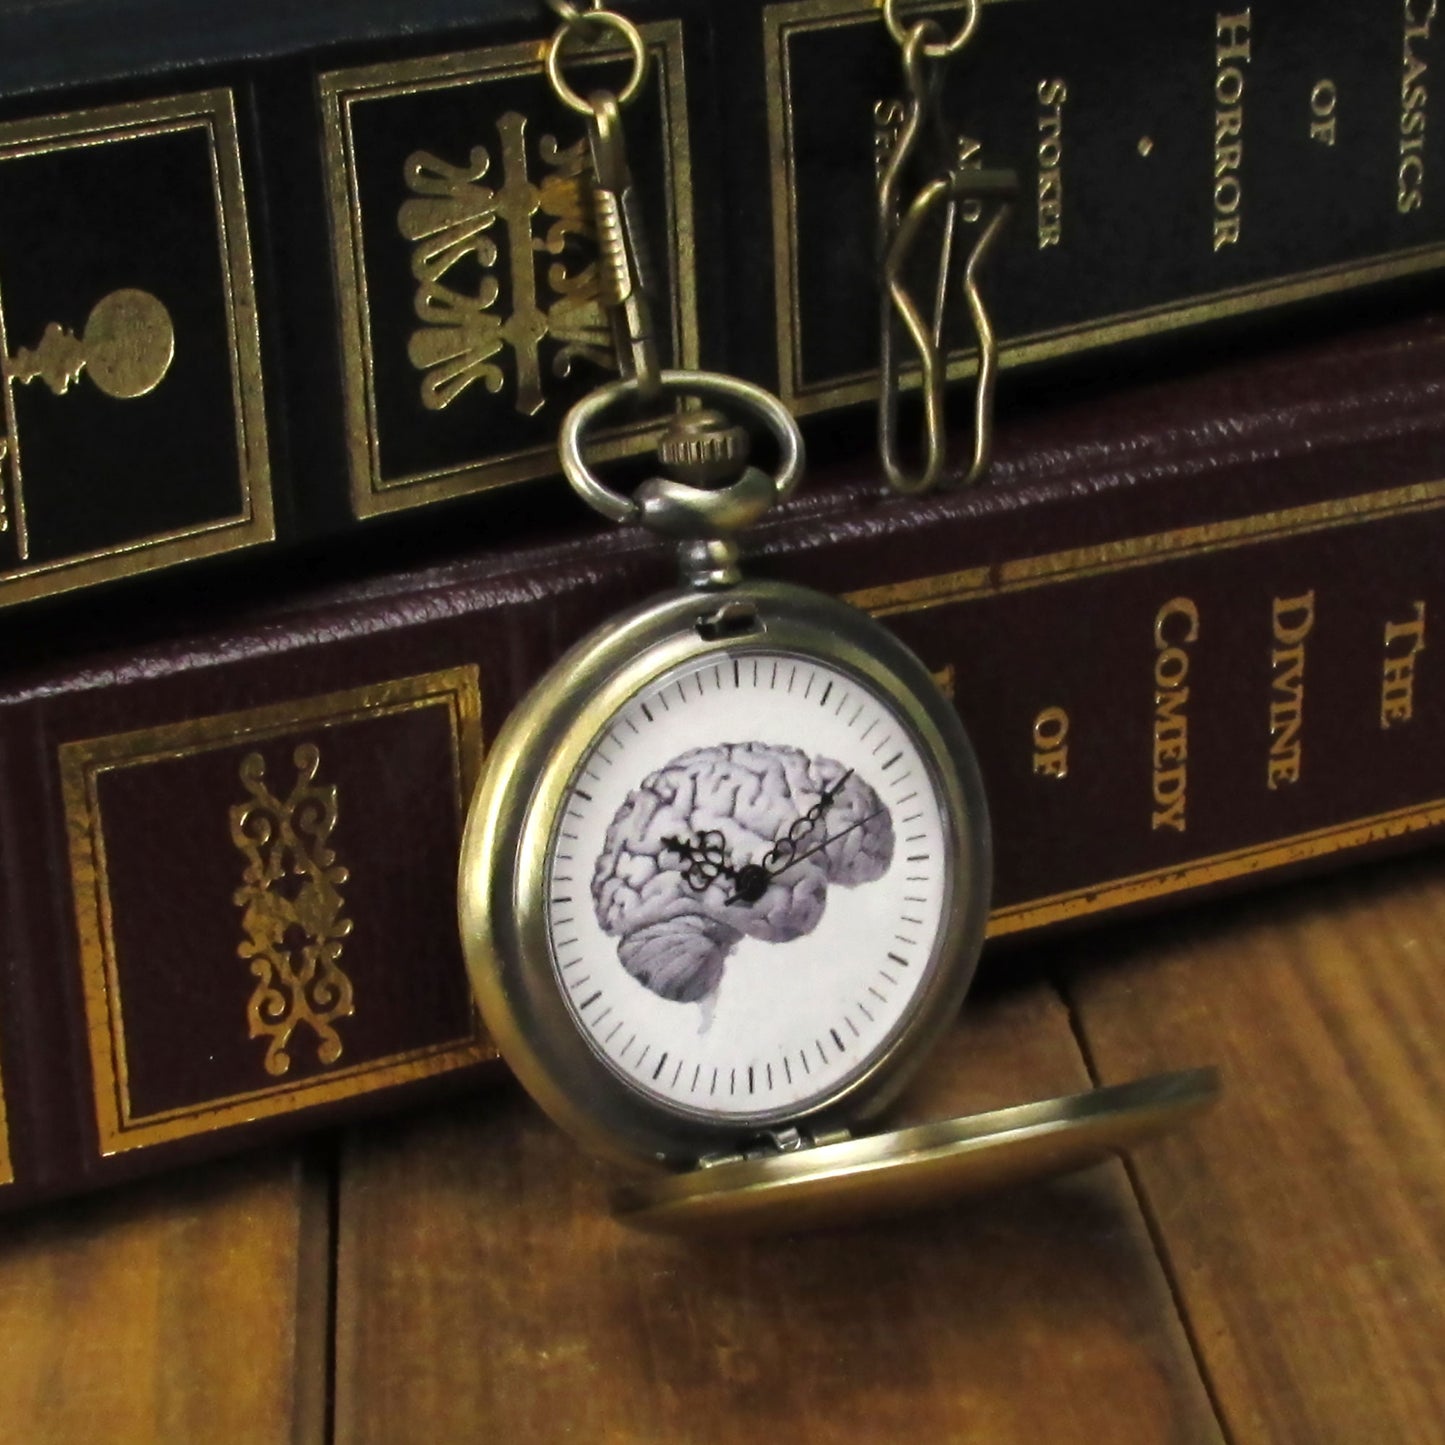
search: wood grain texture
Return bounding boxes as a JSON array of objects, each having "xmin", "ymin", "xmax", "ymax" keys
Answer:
[
  {"xmin": 334, "ymin": 984, "xmax": 1221, "ymax": 1445},
  {"xmin": 1063, "ymin": 854, "xmax": 1445, "ymax": 1444},
  {"xmin": 0, "ymin": 1148, "xmax": 329, "ymax": 1445}
]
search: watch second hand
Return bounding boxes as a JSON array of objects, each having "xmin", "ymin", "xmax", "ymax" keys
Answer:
[{"xmin": 726, "ymin": 806, "xmax": 887, "ymax": 905}]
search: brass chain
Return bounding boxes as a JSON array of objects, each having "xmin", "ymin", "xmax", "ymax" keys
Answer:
[
  {"xmin": 544, "ymin": 0, "xmax": 806, "ymax": 556},
  {"xmin": 876, "ymin": 0, "xmax": 1014, "ymax": 493}
]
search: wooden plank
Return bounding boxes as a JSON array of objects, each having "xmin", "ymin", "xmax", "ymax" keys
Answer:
[
  {"xmin": 334, "ymin": 982, "xmax": 1222, "ymax": 1445},
  {"xmin": 1064, "ymin": 855, "xmax": 1445, "ymax": 1444},
  {"xmin": 0, "ymin": 1148, "xmax": 330, "ymax": 1445}
]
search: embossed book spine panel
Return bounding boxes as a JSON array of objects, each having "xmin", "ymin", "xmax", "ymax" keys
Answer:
[
  {"xmin": 304, "ymin": 4, "xmax": 713, "ymax": 528},
  {"xmin": 0, "ymin": 86, "xmax": 276, "ymax": 609},
  {"xmin": 728, "ymin": 0, "xmax": 1445, "ymax": 416}
]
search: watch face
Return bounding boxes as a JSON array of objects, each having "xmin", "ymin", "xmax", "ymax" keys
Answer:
[{"xmin": 544, "ymin": 647, "xmax": 954, "ymax": 1125}]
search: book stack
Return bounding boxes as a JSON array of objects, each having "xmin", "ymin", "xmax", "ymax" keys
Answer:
[{"xmin": 1, "ymin": 0, "xmax": 1443, "ymax": 1208}]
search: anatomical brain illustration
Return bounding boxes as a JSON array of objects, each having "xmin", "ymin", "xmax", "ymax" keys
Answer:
[{"xmin": 590, "ymin": 742, "xmax": 895, "ymax": 1009}]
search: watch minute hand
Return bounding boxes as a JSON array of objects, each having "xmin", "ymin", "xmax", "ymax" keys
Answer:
[
  {"xmin": 762, "ymin": 768, "xmax": 857, "ymax": 873},
  {"xmin": 773, "ymin": 805, "xmax": 885, "ymax": 878},
  {"xmin": 726, "ymin": 805, "xmax": 887, "ymax": 905}
]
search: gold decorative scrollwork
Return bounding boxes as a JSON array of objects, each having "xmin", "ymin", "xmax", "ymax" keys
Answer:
[
  {"xmin": 398, "ymin": 111, "xmax": 614, "ymax": 418},
  {"xmin": 7, "ymin": 288, "xmax": 175, "ymax": 399},
  {"xmin": 230, "ymin": 743, "xmax": 355, "ymax": 1076}
]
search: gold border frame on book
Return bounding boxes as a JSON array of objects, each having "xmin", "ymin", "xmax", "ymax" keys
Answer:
[
  {"xmin": 60, "ymin": 667, "xmax": 491, "ymax": 1157},
  {"xmin": 0, "ymin": 1044, "xmax": 12, "ymax": 1187},
  {"xmin": 0, "ymin": 90, "xmax": 274, "ymax": 606},
  {"xmin": 320, "ymin": 24, "xmax": 699, "ymax": 518},
  {"xmin": 764, "ymin": 0, "xmax": 1445, "ymax": 416},
  {"xmin": 844, "ymin": 477, "xmax": 1445, "ymax": 933}
]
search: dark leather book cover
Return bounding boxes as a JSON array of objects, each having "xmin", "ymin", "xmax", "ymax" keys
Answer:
[
  {"xmin": 1, "ymin": 316, "xmax": 1444, "ymax": 1209},
  {"xmin": 0, "ymin": 1, "xmax": 722, "ymax": 599}
]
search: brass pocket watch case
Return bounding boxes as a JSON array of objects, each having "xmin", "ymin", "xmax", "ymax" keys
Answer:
[{"xmin": 457, "ymin": 372, "xmax": 1218, "ymax": 1235}]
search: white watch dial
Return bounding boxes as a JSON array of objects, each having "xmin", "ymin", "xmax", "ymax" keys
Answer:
[{"xmin": 544, "ymin": 648, "xmax": 954, "ymax": 1124}]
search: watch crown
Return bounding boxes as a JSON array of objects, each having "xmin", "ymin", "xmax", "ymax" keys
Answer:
[{"xmin": 656, "ymin": 408, "xmax": 751, "ymax": 486}]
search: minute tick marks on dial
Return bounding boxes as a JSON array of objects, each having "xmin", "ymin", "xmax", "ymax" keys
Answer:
[{"xmin": 543, "ymin": 647, "xmax": 954, "ymax": 1123}]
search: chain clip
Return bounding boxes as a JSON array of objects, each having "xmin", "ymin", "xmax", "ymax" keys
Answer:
[
  {"xmin": 545, "ymin": 4, "xmax": 805, "ymax": 582},
  {"xmin": 544, "ymin": 6, "xmax": 659, "ymax": 399}
]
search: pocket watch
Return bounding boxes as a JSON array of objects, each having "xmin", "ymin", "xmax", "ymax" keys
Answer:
[{"xmin": 456, "ymin": 369, "xmax": 1218, "ymax": 1235}]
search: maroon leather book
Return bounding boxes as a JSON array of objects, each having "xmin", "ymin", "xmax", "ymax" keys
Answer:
[{"xmin": 1, "ymin": 316, "xmax": 1443, "ymax": 1209}]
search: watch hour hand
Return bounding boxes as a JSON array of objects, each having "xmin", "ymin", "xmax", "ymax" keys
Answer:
[{"xmin": 660, "ymin": 830, "xmax": 745, "ymax": 896}]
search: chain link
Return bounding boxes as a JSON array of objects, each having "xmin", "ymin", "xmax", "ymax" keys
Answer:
[
  {"xmin": 544, "ymin": 0, "xmax": 603, "ymax": 23},
  {"xmin": 881, "ymin": 0, "xmax": 980, "ymax": 59},
  {"xmin": 544, "ymin": 8, "xmax": 648, "ymax": 113},
  {"xmin": 876, "ymin": 0, "xmax": 1014, "ymax": 492}
]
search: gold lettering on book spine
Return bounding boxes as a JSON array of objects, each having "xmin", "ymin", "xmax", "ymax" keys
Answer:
[
  {"xmin": 1152, "ymin": 597, "xmax": 1199, "ymax": 833},
  {"xmin": 1381, "ymin": 600, "xmax": 1428, "ymax": 725},
  {"xmin": 230, "ymin": 744, "xmax": 355, "ymax": 1076},
  {"xmin": 399, "ymin": 115, "xmax": 613, "ymax": 418},
  {"xmin": 1267, "ymin": 590, "xmax": 1315, "ymax": 789},
  {"xmin": 1398, "ymin": 0, "xmax": 1436, "ymax": 213},
  {"xmin": 1213, "ymin": 10, "xmax": 1251, "ymax": 251}
]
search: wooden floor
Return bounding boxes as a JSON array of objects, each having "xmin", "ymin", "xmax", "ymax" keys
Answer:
[{"xmin": 4, "ymin": 852, "xmax": 1444, "ymax": 1444}]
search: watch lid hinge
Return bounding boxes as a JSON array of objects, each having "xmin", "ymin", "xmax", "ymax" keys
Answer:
[{"xmin": 696, "ymin": 1123, "xmax": 853, "ymax": 1169}]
